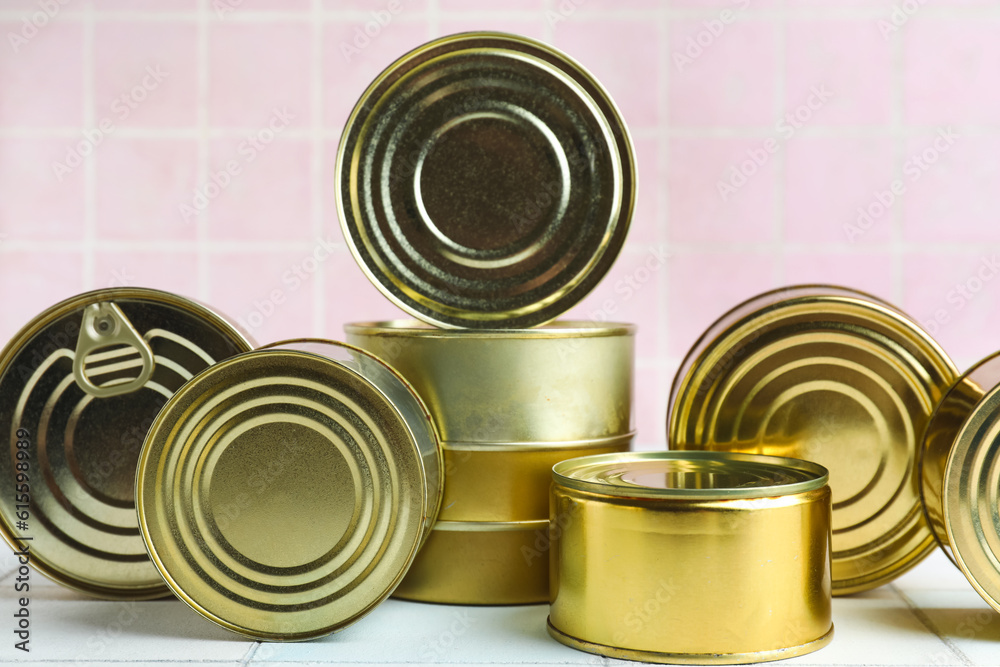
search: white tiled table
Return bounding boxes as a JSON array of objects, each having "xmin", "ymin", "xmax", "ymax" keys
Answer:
[{"xmin": 0, "ymin": 547, "xmax": 994, "ymax": 667}]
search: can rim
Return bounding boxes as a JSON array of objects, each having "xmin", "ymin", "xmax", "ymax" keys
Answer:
[
  {"xmin": 345, "ymin": 319, "xmax": 636, "ymax": 339},
  {"xmin": 553, "ymin": 451, "xmax": 829, "ymax": 500},
  {"xmin": 546, "ymin": 617, "xmax": 834, "ymax": 665},
  {"xmin": 0, "ymin": 287, "xmax": 252, "ymax": 600},
  {"xmin": 336, "ymin": 31, "xmax": 636, "ymax": 329},
  {"xmin": 666, "ymin": 284, "xmax": 950, "ymax": 436},
  {"xmin": 433, "ymin": 518, "xmax": 549, "ymax": 533},
  {"xmin": 442, "ymin": 431, "xmax": 635, "ymax": 452}
]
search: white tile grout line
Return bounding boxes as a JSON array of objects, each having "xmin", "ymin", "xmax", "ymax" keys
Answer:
[
  {"xmin": 657, "ymin": 3, "xmax": 669, "ymax": 364},
  {"xmin": 5, "ymin": 126, "xmax": 1000, "ymax": 138},
  {"xmin": 891, "ymin": 583, "xmax": 975, "ymax": 667},
  {"xmin": 429, "ymin": 0, "xmax": 441, "ymax": 37},
  {"xmin": 82, "ymin": 2, "xmax": 95, "ymax": 290},
  {"xmin": 890, "ymin": 8, "xmax": 905, "ymax": 307},
  {"xmin": 311, "ymin": 0, "xmax": 325, "ymax": 338},
  {"xmin": 196, "ymin": 0, "xmax": 210, "ymax": 302},
  {"xmin": 4, "ymin": 6, "xmax": 1000, "ymax": 20},
  {"xmin": 239, "ymin": 641, "xmax": 261, "ymax": 666},
  {"xmin": 774, "ymin": 8, "xmax": 787, "ymax": 287}
]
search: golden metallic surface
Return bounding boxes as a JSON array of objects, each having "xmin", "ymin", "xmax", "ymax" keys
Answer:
[
  {"xmin": 919, "ymin": 352, "xmax": 1000, "ymax": 562},
  {"xmin": 927, "ymin": 360, "xmax": 1000, "ymax": 614},
  {"xmin": 136, "ymin": 341, "xmax": 442, "ymax": 641},
  {"xmin": 392, "ymin": 519, "xmax": 550, "ymax": 605},
  {"xmin": 0, "ymin": 288, "xmax": 251, "ymax": 600},
  {"xmin": 667, "ymin": 285, "xmax": 958, "ymax": 595},
  {"xmin": 337, "ymin": 32, "xmax": 635, "ymax": 329},
  {"xmin": 440, "ymin": 434, "xmax": 632, "ymax": 522},
  {"xmin": 345, "ymin": 320, "xmax": 634, "ymax": 444},
  {"xmin": 548, "ymin": 452, "xmax": 833, "ymax": 665},
  {"xmin": 269, "ymin": 339, "xmax": 444, "ymax": 541}
]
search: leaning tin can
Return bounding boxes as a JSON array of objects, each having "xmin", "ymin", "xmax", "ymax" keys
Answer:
[
  {"xmin": 548, "ymin": 451, "xmax": 833, "ymax": 665},
  {"xmin": 0, "ymin": 288, "xmax": 251, "ymax": 599},
  {"xmin": 668, "ymin": 285, "xmax": 957, "ymax": 595},
  {"xmin": 136, "ymin": 339, "xmax": 442, "ymax": 640},
  {"xmin": 345, "ymin": 320, "xmax": 634, "ymax": 445},
  {"xmin": 919, "ymin": 352, "xmax": 1000, "ymax": 613},
  {"xmin": 337, "ymin": 32, "xmax": 636, "ymax": 329}
]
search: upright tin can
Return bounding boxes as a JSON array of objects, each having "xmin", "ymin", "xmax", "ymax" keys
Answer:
[
  {"xmin": 345, "ymin": 320, "xmax": 634, "ymax": 445},
  {"xmin": 919, "ymin": 352, "xmax": 1000, "ymax": 612},
  {"xmin": 337, "ymin": 32, "xmax": 636, "ymax": 329},
  {"xmin": 548, "ymin": 452, "xmax": 833, "ymax": 665},
  {"xmin": 668, "ymin": 285, "xmax": 957, "ymax": 594},
  {"xmin": 0, "ymin": 288, "xmax": 251, "ymax": 599},
  {"xmin": 136, "ymin": 339, "xmax": 442, "ymax": 640},
  {"xmin": 393, "ymin": 519, "xmax": 551, "ymax": 605}
]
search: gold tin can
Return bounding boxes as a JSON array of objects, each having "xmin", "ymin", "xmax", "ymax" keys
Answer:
[
  {"xmin": 136, "ymin": 339, "xmax": 442, "ymax": 640},
  {"xmin": 919, "ymin": 352, "xmax": 1000, "ymax": 612},
  {"xmin": 440, "ymin": 435, "xmax": 632, "ymax": 522},
  {"xmin": 337, "ymin": 32, "xmax": 636, "ymax": 329},
  {"xmin": 548, "ymin": 451, "xmax": 833, "ymax": 665},
  {"xmin": 345, "ymin": 320, "xmax": 634, "ymax": 444},
  {"xmin": 0, "ymin": 288, "xmax": 251, "ymax": 599},
  {"xmin": 392, "ymin": 519, "xmax": 550, "ymax": 605},
  {"xmin": 668, "ymin": 285, "xmax": 957, "ymax": 595}
]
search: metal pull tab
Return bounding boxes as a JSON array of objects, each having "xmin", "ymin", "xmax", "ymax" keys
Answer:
[{"xmin": 73, "ymin": 302, "xmax": 155, "ymax": 398}]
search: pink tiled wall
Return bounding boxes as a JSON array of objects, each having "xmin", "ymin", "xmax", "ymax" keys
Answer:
[{"xmin": 2, "ymin": 0, "xmax": 999, "ymax": 449}]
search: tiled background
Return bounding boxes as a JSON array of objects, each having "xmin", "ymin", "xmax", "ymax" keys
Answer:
[{"xmin": 2, "ymin": 0, "xmax": 999, "ymax": 452}]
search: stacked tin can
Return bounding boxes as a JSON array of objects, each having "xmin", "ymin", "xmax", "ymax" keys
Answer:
[
  {"xmin": 345, "ymin": 323, "xmax": 634, "ymax": 603},
  {"xmin": 335, "ymin": 32, "xmax": 638, "ymax": 604}
]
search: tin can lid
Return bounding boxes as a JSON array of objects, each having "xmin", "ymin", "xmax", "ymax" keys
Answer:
[
  {"xmin": 0, "ymin": 288, "xmax": 251, "ymax": 599},
  {"xmin": 337, "ymin": 32, "xmax": 636, "ymax": 329},
  {"xmin": 943, "ymin": 380, "xmax": 1000, "ymax": 613},
  {"xmin": 554, "ymin": 451, "xmax": 828, "ymax": 500},
  {"xmin": 668, "ymin": 284, "xmax": 958, "ymax": 594},
  {"xmin": 136, "ymin": 343, "xmax": 438, "ymax": 641},
  {"xmin": 919, "ymin": 352, "xmax": 1000, "ymax": 564}
]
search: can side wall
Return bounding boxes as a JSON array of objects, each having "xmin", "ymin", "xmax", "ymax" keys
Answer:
[{"xmin": 346, "ymin": 332, "xmax": 634, "ymax": 443}]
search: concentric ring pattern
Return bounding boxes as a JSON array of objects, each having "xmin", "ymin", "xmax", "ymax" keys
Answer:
[
  {"xmin": 137, "ymin": 351, "xmax": 426, "ymax": 641},
  {"xmin": 338, "ymin": 32, "xmax": 635, "ymax": 329},
  {"xmin": 944, "ymin": 382, "xmax": 1000, "ymax": 614},
  {"xmin": 668, "ymin": 286, "xmax": 957, "ymax": 594},
  {"xmin": 0, "ymin": 288, "xmax": 251, "ymax": 599},
  {"xmin": 919, "ymin": 352, "xmax": 1000, "ymax": 564}
]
